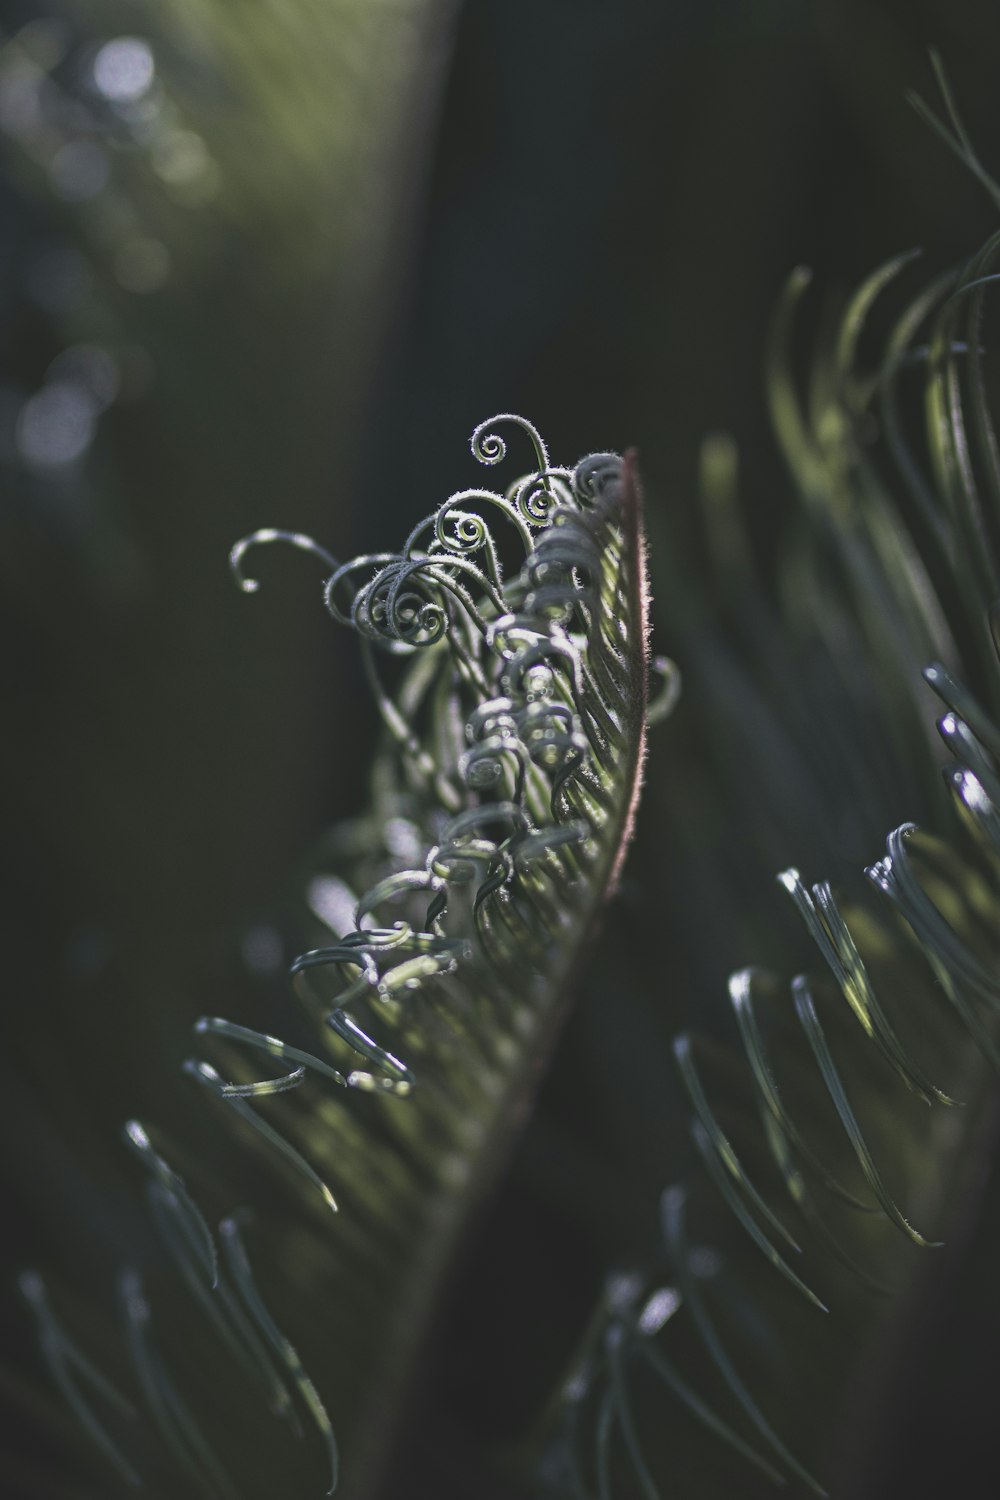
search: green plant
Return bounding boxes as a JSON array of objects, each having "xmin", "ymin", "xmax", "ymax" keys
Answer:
[
  {"xmin": 533, "ymin": 66, "xmax": 1000, "ymax": 1500},
  {"xmin": 20, "ymin": 415, "xmax": 664, "ymax": 1498},
  {"xmin": 11, "ymin": 42, "xmax": 1000, "ymax": 1500}
]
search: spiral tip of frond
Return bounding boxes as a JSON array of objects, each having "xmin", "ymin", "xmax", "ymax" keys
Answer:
[
  {"xmin": 229, "ymin": 530, "xmax": 271, "ymax": 591},
  {"xmin": 469, "ymin": 411, "xmax": 550, "ymax": 476},
  {"xmin": 229, "ymin": 528, "xmax": 339, "ymax": 595},
  {"xmin": 219, "ymin": 419, "xmax": 656, "ymax": 1107}
]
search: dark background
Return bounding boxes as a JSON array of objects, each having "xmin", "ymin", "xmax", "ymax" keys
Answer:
[{"xmin": 3, "ymin": 1, "xmax": 1000, "ymax": 1495}]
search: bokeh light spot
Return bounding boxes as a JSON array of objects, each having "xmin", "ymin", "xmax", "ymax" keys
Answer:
[
  {"xmin": 152, "ymin": 129, "xmax": 210, "ymax": 186},
  {"xmin": 93, "ymin": 37, "xmax": 154, "ymax": 103},
  {"xmin": 240, "ymin": 924, "xmax": 284, "ymax": 977},
  {"xmin": 49, "ymin": 139, "xmax": 110, "ymax": 201},
  {"xmin": 306, "ymin": 876, "xmax": 358, "ymax": 938},
  {"xmin": 114, "ymin": 237, "xmax": 170, "ymax": 293},
  {"xmin": 17, "ymin": 383, "xmax": 97, "ymax": 468},
  {"xmin": 47, "ymin": 345, "xmax": 119, "ymax": 411}
]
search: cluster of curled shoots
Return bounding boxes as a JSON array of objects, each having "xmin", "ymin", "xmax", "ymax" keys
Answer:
[{"xmin": 213, "ymin": 413, "xmax": 665, "ymax": 1109}]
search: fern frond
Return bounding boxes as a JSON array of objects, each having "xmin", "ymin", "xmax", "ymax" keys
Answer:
[{"xmin": 24, "ymin": 417, "xmax": 660, "ymax": 1499}]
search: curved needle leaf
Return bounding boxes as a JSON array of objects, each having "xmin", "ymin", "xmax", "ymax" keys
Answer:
[
  {"xmin": 636, "ymin": 1339, "xmax": 786, "ymax": 1486},
  {"xmin": 689, "ymin": 1120, "xmax": 828, "ymax": 1313},
  {"xmin": 660, "ymin": 1187, "xmax": 827, "ymax": 1497},
  {"xmin": 791, "ymin": 977, "xmax": 941, "ymax": 1249},
  {"xmin": 778, "ymin": 869, "xmax": 955, "ymax": 1106},
  {"xmin": 120, "ymin": 1268, "xmax": 238, "ymax": 1500},
  {"xmin": 195, "ymin": 1017, "xmax": 350, "ymax": 1091},
  {"xmin": 183, "ymin": 1061, "xmax": 339, "ymax": 1215},
  {"xmin": 123, "ymin": 1121, "xmax": 219, "ymax": 1287},
  {"xmin": 758, "ymin": 1113, "xmax": 896, "ymax": 1299},
  {"xmin": 220, "ymin": 1214, "xmax": 339, "ymax": 1495},
  {"xmin": 145, "ymin": 1183, "xmax": 299, "ymax": 1429},
  {"xmin": 19, "ymin": 1273, "xmax": 141, "ymax": 1491},
  {"xmin": 727, "ymin": 971, "xmax": 878, "ymax": 1213},
  {"xmin": 606, "ymin": 1331, "xmax": 662, "ymax": 1500},
  {"xmin": 673, "ymin": 1034, "xmax": 811, "ymax": 1268}
]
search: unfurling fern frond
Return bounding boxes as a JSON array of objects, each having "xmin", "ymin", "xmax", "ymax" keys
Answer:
[
  {"xmin": 24, "ymin": 417, "xmax": 663, "ymax": 1499},
  {"xmin": 201, "ymin": 416, "xmax": 658, "ymax": 1493}
]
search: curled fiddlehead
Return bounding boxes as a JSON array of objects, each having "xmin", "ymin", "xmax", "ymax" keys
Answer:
[{"xmin": 192, "ymin": 419, "xmax": 658, "ymax": 1494}]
